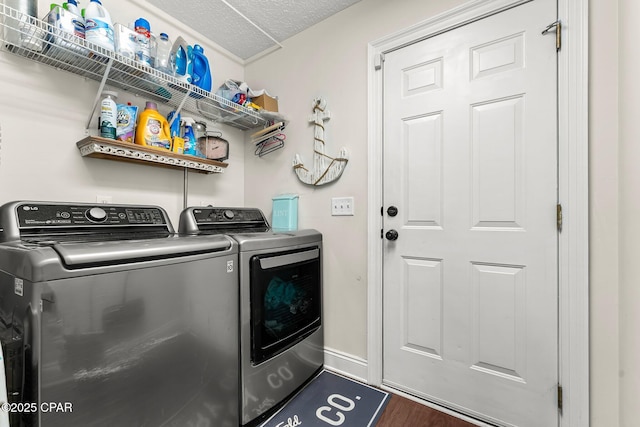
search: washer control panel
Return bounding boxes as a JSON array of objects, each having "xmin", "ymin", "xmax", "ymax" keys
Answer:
[{"xmin": 16, "ymin": 203, "xmax": 168, "ymax": 228}]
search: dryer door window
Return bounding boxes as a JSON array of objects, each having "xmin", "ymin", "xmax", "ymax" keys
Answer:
[{"xmin": 250, "ymin": 247, "xmax": 321, "ymax": 365}]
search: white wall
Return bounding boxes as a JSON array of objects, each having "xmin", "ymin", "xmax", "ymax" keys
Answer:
[
  {"xmin": 0, "ymin": 0, "xmax": 248, "ymax": 226},
  {"xmin": 244, "ymin": 0, "xmax": 466, "ymax": 359}
]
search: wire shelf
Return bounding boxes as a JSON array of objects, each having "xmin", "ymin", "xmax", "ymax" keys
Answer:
[{"xmin": 0, "ymin": 4, "xmax": 268, "ymax": 131}]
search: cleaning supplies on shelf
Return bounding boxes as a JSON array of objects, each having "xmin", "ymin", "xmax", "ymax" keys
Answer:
[
  {"xmin": 171, "ymin": 136, "xmax": 184, "ymax": 154},
  {"xmin": 190, "ymin": 44, "xmax": 212, "ymax": 92},
  {"xmin": 154, "ymin": 32, "xmax": 174, "ymax": 75},
  {"xmin": 134, "ymin": 17, "xmax": 152, "ymax": 67},
  {"xmin": 181, "ymin": 117, "xmax": 199, "ymax": 156},
  {"xmin": 99, "ymin": 91, "xmax": 118, "ymax": 139},
  {"xmin": 171, "ymin": 36, "xmax": 191, "ymax": 84},
  {"xmin": 65, "ymin": 0, "xmax": 82, "ymax": 17},
  {"xmin": 84, "ymin": 0, "xmax": 114, "ymax": 52},
  {"xmin": 45, "ymin": 0, "xmax": 86, "ymax": 56},
  {"xmin": 167, "ymin": 110, "xmax": 181, "ymax": 138},
  {"xmin": 149, "ymin": 32, "xmax": 157, "ymax": 69},
  {"xmin": 58, "ymin": 0, "xmax": 84, "ymax": 38},
  {"xmin": 166, "ymin": 109, "xmax": 183, "ymax": 153},
  {"xmin": 116, "ymin": 103, "xmax": 137, "ymax": 143},
  {"xmin": 114, "ymin": 23, "xmax": 136, "ymax": 59},
  {"xmin": 135, "ymin": 101, "xmax": 172, "ymax": 150}
]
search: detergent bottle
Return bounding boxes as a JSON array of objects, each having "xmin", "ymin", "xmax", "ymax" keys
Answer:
[
  {"xmin": 84, "ymin": 0, "xmax": 114, "ymax": 51},
  {"xmin": 99, "ymin": 91, "xmax": 117, "ymax": 139},
  {"xmin": 190, "ymin": 44, "xmax": 212, "ymax": 92},
  {"xmin": 172, "ymin": 36, "xmax": 191, "ymax": 83},
  {"xmin": 135, "ymin": 101, "xmax": 172, "ymax": 151},
  {"xmin": 65, "ymin": 0, "xmax": 85, "ymax": 39}
]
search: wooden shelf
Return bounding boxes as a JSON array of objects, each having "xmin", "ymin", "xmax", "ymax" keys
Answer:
[{"xmin": 76, "ymin": 137, "xmax": 228, "ymax": 174}]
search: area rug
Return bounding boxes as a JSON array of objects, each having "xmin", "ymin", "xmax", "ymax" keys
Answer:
[{"xmin": 260, "ymin": 369, "xmax": 390, "ymax": 427}]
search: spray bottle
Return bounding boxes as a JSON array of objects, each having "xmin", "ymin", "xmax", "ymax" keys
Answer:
[{"xmin": 181, "ymin": 117, "xmax": 198, "ymax": 156}]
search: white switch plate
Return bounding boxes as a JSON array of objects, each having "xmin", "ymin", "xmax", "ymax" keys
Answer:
[{"xmin": 331, "ymin": 197, "xmax": 354, "ymax": 216}]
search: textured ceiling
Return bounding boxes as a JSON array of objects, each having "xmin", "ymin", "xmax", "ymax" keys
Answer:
[{"xmin": 147, "ymin": 0, "xmax": 363, "ymax": 60}]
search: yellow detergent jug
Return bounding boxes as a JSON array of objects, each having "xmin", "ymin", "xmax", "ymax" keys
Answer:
[{"xmin": 135, "ymin": 102, "xmax": 172, "ymax": 150}]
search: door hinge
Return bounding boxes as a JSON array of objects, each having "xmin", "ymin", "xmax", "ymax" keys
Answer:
[
  {"xmin": 557, "ymin": 203, "xmax": 563, "ymax": 232},
  {"xmin": 542, "ymin": 20, "xmax": 561, "ymax": 51},
  {"xmin": 374, "ymin": 53, "xmax": 385, "ymax": 70},
  {"xmin": 557, "ymin": 384, "xmax": 563, "ymax": 413}
]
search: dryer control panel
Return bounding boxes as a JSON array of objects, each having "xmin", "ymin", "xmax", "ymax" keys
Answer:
[{"xmin": 179, "ymin": 207, "xmax": 269, "ymax": 234}]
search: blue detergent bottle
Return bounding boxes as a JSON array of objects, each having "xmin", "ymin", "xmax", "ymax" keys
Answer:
[
  {"xmin": 190, "ymin": 44, "xmax": 212, "ymax": 92},
  {"xmin": 172, "ymin": 36, "xmax": 191, "ymax": 84}
]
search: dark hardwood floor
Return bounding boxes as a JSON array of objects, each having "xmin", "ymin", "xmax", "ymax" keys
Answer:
[{"xmin": 376, "ymin": 394, "xmax": 477, "ymax": 427}]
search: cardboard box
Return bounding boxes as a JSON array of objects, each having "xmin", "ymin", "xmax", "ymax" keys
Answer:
[{"xmin": 252, "ymin": 94, "xmax": 279, "ymax": 112}]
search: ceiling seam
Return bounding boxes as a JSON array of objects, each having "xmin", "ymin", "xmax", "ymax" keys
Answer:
[{"xmin": 220, "ymin": 0, "xmax": 284, "ymax": 49}]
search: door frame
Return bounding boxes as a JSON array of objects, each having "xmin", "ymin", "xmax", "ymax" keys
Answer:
[{"xmin": 366, "ymin": 0, "xmax": 589, "ymax": 426}]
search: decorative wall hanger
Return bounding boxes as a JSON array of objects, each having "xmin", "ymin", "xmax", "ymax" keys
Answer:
[{"xmin": 293, "ymin": 98, "xmax": 348, "ymax": 186}]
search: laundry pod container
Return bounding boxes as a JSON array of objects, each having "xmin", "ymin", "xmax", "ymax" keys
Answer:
[{"xmin": 272, "ymin": 194, "xmax": 298, "ymax": 231}]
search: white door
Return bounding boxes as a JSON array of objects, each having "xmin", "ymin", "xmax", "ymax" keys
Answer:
[{"xmin": 382, "ymin": 1, "xmax": 558, "ymax": 426}]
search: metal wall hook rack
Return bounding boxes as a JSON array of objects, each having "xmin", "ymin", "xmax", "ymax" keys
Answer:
[{"xmin": 251, "ymin": 121, "xmax": 286, "ymax": 157}]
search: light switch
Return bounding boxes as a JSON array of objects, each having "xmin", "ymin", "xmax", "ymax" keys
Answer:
[{"xmin": 331, "ymin": 197, "xmax": 354, "ymax": 216}]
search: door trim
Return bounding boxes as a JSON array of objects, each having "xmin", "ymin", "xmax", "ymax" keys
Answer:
[{"xmin": 366, "ymin": 0, "xmax": 589, "ymax": 426}]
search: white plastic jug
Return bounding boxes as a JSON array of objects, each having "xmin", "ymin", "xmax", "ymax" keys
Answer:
[{"xmin": 84, "ymin": 0, "xmax": 114, "ymax": 52}]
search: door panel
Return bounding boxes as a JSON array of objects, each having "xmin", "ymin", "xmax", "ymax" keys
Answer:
[{"xmin": 382, "ymin": 1, "xmax": 558, "ymax": 426}]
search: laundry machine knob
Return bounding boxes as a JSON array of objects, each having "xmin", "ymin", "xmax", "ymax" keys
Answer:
[
  {"xmin": 223, "ymin": 209, "xmax": 235, "ymax": 220},
  {"xmin": 86, "ymin": 207, "xmax": 107, "ymax": 222}
]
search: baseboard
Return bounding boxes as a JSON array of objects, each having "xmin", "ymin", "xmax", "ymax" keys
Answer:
[{"xmin": 323, "ymin": 347, "xmax": 368, "ymax": 382}]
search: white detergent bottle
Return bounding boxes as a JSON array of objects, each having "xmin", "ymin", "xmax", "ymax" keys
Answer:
[
  {"xmin": 85, "ymin": 0, "xmax": 114, "ymax": 52},
  {"xmin": 64, "ymin": 0, "xmax": 85, "ymax": 40},
  {"xmin": 99, "ymin": 91, "xmax": 118, "ymax": 139}
]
